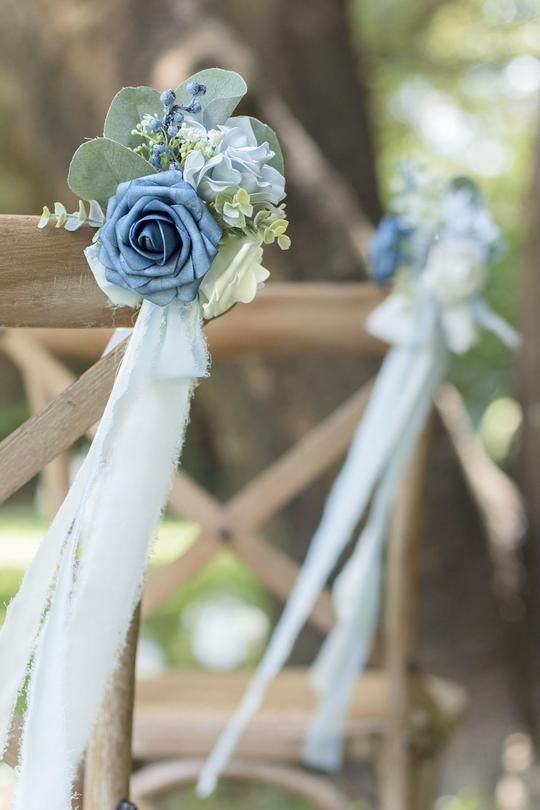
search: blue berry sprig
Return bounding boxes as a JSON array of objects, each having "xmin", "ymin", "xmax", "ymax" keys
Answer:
[{"xmin": 136, "ymin": 83, "xmax": 207, "ymax": 170}]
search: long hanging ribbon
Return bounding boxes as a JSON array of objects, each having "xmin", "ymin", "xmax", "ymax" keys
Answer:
[
  {"xmin": 197, "ymin": 297, "xmax": 441, "ymax": 796},
  {"xmin": 302, "ymin": 329, "xmax": 446, "ymax": 770},
  {"xmin": 198, "ymin": 266, "xmax": 519, "ymax": 795},
  {"xmin": 0, "ymin": 298, "xmax": 208, "ymax": 809}
]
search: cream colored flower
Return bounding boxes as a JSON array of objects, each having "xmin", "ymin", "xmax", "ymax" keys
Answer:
[
  {"xmin": 423, "ymin": 239, "xmax": 487, "ymax": 305},
  {"xmin": 199, "ymin": 235, "xmax": 270, "ymax": 320}
]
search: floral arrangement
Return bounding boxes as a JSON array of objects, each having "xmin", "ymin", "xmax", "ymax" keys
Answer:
[
  {"xmin": 0, "ymin": 70, "xmax": 290, "ymax": 810},
  {"xmin": 368, "ymin": 163, "xmax": 510, "ymax": 353},
  {"xmin": 40, "ymin": 68, "xmax": 289, "ymax": 319}
]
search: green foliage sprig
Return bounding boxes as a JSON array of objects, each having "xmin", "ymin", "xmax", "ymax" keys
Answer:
[
  {"xmin": 38, "ymin": 200, "xmax": 105, "ymax": 231},
  {"xmin": 210, "ymin": 191, "xmax": 290, "ymax": 250}
]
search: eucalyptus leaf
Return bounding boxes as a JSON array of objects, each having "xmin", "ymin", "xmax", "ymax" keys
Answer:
[
  {"xmin": 68, "ymin": 137, "xmax": 155, "ymax": 206},
  {"xmin": 103, "ymin": 86, "xmax": 162, "ymax": 148},
  {"xmin": 447, "ymin": 176, "xmax": 484, "ymax": 208},
  {"xmin": 175, "ymin": 69, "xmax": 247, "ymax": 129},
  {"xmin": 244, "ymin": 116, "xmax": 284, "ymax": 174},
  {"xmin": 64, "ymin": 215, "xmax": 84, "ymax": 232},
  {"xmin": 37, "ymin": 207, "xmax": 51, "ymax": 229},
  {"xmin": 54, "ymin": 202, "xmax": 67, "ymax": 228},
  {"xmin": 88, "ymin": 200, "xmax": 105, "ymax": 226}
]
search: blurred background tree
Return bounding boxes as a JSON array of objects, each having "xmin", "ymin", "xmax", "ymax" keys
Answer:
[{"xmin": 0, "ymin": 0, "xmax": 539, "ymax": 805}]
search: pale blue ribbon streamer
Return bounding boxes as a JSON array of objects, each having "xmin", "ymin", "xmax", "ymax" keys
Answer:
[
  {"xmin": 302, "ymin": 327, "xmax": 446, "ymax": 770},
  {"xmin": 3, "ymin": 299, "xmax": 208, "ymax": 810},
  {"xmin": 197, "ymin": 297, "xmax": 441, "ymax": 796}
]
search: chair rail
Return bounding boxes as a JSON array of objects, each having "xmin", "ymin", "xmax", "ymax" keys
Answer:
[{"xmin": 0, "ymin": 217, "xmax": 386, "ymax": 359}]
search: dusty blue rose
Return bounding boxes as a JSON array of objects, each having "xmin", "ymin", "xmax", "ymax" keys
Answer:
[
  {"xmin": 369, "ymin": 216, "xmax": 413, "ymax": 283},
  {"xmin": 99, "ymin": 169, "xmax": 222, "ymax": 306}
]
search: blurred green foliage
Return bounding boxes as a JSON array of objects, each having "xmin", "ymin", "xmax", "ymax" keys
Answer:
[
  {"xmin": 155, "ymin": 782, "xmax": 320, "ymax": 810},
  {"xmin": 352, "ymin": 0, "xmax": 539, "ymax": 420}
]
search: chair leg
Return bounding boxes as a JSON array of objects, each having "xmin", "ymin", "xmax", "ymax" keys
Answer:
[
  {"xmin": 377, "ymin": 736, "xmax": 441, "ymax": 810},
  {"xmin": 410, "ymin": 750, "xmax": 440, "ymax": 810},
  {"xmin": 82, "ymin": 606, "xmax": 140, "ymax": 810},
  {"xmin": 377, "ymin": 732, "xmax": 413, "ymax": 810},
  {"xmin": 379, "ymin": 420, "xmax": 434, "ymax": 810}
]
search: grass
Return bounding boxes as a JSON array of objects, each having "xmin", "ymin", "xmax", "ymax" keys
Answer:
[{"xmin": 155, "ymin": 783, "xmax": 322, "ymax": 810}]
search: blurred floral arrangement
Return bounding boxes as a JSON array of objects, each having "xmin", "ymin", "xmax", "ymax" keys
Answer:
[
  {"xmin": 197, "ymin": 163, "xmax": 520, "ymax": 796},
  {"xmin": 39, "ymin": 68, "xmax": 289, "ymax": 319},
  {"xmin": 368, "ymin": 163, "xmax": 514, "ymax": 353}
]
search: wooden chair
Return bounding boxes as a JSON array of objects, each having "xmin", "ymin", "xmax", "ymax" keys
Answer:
[{"xmin": 0, "ymin": 215, "xmax": 467, "ymax": 810}]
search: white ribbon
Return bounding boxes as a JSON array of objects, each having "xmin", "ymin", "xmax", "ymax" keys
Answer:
[
  {"xmin": 197, "ymin": 297, "xmax": 441, "ymax": 796},
  {"xmin": 198, "ymin": 273, "xmax": 518, "ymax": 793},
  {"xmin": 302, "ymin": 330, "xmax": 446, "ymax": 770},
  {"xmin": 1, "ymin": 297, "xmax": 207, "ymax": 809}
]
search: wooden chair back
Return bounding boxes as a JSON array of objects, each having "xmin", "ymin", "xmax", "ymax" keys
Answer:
[{"xmin": 0, "ymin": 215, "xmax": 432, "ymax": 809}]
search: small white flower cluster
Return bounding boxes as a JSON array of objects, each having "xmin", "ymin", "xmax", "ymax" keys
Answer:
[{"xmin": 176, "ymin": 121, "xmax": 224, "ymax": 160}]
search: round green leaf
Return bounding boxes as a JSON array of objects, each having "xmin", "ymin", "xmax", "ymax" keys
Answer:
[
  {"xmin": 104, "ymin": 86, "xmax": 162, "ymax": 148},
  {"xmin": 175, "ymin": 69, "xmax": 247, "ymax": 129},
  {"xmin": 68, "ymin": 137, "xmax": 156, "ymax": 206}
]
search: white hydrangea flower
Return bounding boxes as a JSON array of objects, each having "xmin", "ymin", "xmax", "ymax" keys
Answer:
[
  {"xmin": 423, "ymin": 239, "xmax": 487, "ymax": 305},
  {"xmin": 184, "ymin": 116, "xmax": 285, "ymax": 205},
  {"xmin": 421, "ymin": 238, "xmax": 488, "ymax": 353},
  {"xmin": 199, "ymin": 234, "xmax": 270, "ymax": 320}
]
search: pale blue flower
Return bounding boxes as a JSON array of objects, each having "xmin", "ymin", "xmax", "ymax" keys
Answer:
[
  {"xmin": 369, "ymin": 216, "xmax": 413, "ymax": 283},
  {"xmin": 183, "ymin": 116, "xmax": 285, "ymax": 205},
  {"xmin": 99, "ymin": 169, "xmax": 222, "ymax": 306}
]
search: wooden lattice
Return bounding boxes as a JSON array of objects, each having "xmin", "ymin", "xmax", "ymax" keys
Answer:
[{"xmin": 0, "ymin": 214, "xmax": 471, "ymax": 810}]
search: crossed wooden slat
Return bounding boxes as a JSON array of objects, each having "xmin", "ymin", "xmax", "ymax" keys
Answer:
[{"xmin": 0, "ymin": 328, "xmax": 374, "ymax": 633}]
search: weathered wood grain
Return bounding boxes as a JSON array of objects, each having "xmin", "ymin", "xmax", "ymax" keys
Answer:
[
  {"xmin": 0, "ymin": 216, "xmax": 133, "ymax": 327},
  {"xmin": 0, "ymin": 217, "xmax": 387, "ymax": 358},
  {"xmin": 380, "ymin": 419, "xmax": 434, "ymax": 810},
  {"xmin": 0, "ymin": 336, "xmax": 126, "ymax": 502},
  {"xmin": 83, "ymin": 607, "xmax": 140, "ymax": 810}
]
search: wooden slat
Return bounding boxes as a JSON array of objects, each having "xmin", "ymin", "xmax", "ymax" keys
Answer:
[
  {"xmin": 226, "ymin": 384, "xmax": 372, "ymax": 530},
  {"xmin": 145, "ymin": 382, "xmax": 376, "ymax": 627},
  {"xmin": 84, "ymin": 608, "xmax": 140, "ymax": 810},
  {"xmin": 132, "ymin": 668, "xmax": 465, "ymax": 763},
  {"xmin": 205, "ymin": 282, "xmax": 386, "ymax": 357},
  {"xmin": 436, "ymin": 384, "xmax": 525, "ymax": 597},
  {"xmin": 230, "ymin": 532, "xmax": 335, "ymax": 632},
  {"xmin": 380, "ymin": 419, "xmax": 433, "ymax": 810},
  {"xmin": 20, "ymin": 368, "xmax": 70, "ymax": 517},
  {"xmin": 142, "ymin": 525, "xmax": 336, "ymax": 634},
  {"xmin": 0, "ymin": 338, "xmax": 126, "ymax": 502},
  {"xmin": 0, "ymin": 217, "xmax": 387, "ymax": 358},
  {"xmin": 144, "ymin": 384, "xmax": 374, "ymax": 623},
  {"xmin": 0, "ymin": 216, "xmax": 133, "ymax": 328},
  {"xmin": 144, "ymin": 523, "xmax": 335, "ymax": 633},
  {"xmin": 26, "ymin": 282, "xmax": 387, "ymax": 355}
]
